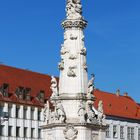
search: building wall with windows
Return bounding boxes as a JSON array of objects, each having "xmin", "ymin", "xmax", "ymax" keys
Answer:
[
  {"xmin": 105, "ymin": 118, "xmax": 140, "ymax": 140},
  {"xmin": 0, "ymin": 102, "xmax": 44, "ymax": 140},
  {"xmin": 0, "ymin": 64, "xmax": 140, "ymax": 140}
]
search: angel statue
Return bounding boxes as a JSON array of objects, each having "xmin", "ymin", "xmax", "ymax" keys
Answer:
[
  {"xmin": 87, "ymin": 74, "xmax": 95, "ymax": 98},
  {"xmin": 50, "ymin": 76, "xmax": 59, "ymax": 97}
]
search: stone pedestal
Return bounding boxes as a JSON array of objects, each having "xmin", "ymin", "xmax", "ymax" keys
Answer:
[{"xmin": 42, "ymin": 124, "xmax": 106, "ymax": 140}]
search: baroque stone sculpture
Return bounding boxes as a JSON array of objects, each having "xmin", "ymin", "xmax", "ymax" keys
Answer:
[
  {"xmin": 58, "ymin": 60, "xmax": 64, "ymax": 70},
  {"xmin": 78, "ymin": 101, "xmax": 86, "ymax": 123},
  {"xmin": 87, "ymin": 74, "xmax": 95, "ymax": 98},
  {"xmin": 86, "ymin": 100, "xmax": 96, "ymax": 123},
  {"xmin": 97, "ymin": 100, "xmax": 106, "ymax": 125},
  {"xmin": 56, "ymin": 101, "xmax": 66, "ymax": 123},
  {"xmin": 66, "ymin": 0, "xmax": 82, "ymax": 20},
  {"xmin": 50, "ymin": 76, "xmax": 59, "ymax": 97},
  {"xmin": 67, "ymin": 66, "xmax": 77, "ymax": 77}
]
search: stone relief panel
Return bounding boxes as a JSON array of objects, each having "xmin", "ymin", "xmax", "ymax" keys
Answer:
[
  {"xmin": 69, "ymin": 53, "xmax": 77, "ymax": 60},
  {"xmin": 63, "ymin": 125, "xmax": 78, "ymax": 140},
  {"xmin": 67, "ymin": 66, "xmax": 77, "ymax": 77},
  {"xmin": 70, "ymin": 33, "xmax": 78, "ymax": 40}
]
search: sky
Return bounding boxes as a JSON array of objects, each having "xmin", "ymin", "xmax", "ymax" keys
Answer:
[{"xmin": 0, "ymin": 0, "xmax": 140, "ymax": 102}]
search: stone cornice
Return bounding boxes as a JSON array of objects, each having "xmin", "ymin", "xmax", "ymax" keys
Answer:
[
  {"xmin": 62, "ymin": 19, "xmax": 87, "ymax": 29},
  {"xmin": 41, "ymin": 123, "xmax": 107, "ymax": 130}
]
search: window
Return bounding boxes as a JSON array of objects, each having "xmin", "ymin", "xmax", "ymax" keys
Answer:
[
  {"xmin": 8, "ymin": 126, "xmax": 12, "ymax": 136},
  {"xmin": 24, "ymin": 127, "xmax": 28, "ymax": 138},
  {"xmin": 138, "ymin": 128, "xmax": 140, "ymax": 140},
  {"xmin": 16, "ymin": 127, "xmax": 20, "ymax": 137},
  {"xmin": 120, "ymin": 126, "xmax": 124, "ymax": 139},
  {"xmin": 37, "ymin": 91, "xmax": 45, "ymax": 103},
  {"xmin": 31, "ymin": 108, "xmax": 34, "ymax": 120},
  {"xmin": 0, "ymin": 125, "xmax": 4, "ymax": 136},
  {"xmin": 0, "ymin": 83, "xmax": 9, "ymax": 97},
  {"xmin": 8, "ymin": 105, "xmax": 12, "ymax": 117},
  {"xmin": 16, "ymin": 107, "xmax": 20, "ymax": 118},
  {"xmin": 38, "ymin": 129, "xmax": 42, "ymax": 138},
  {"xmin": 127, "ymin": 127, "xmax": 135, "ymax": 140},
  {"xmin": 24, "ymin": 107, "xmax": 27, "ymax": 119},
  {"xmin": 113, "ymin": 125, "xmax": 118, "ymax": 138},
  {"xmin": 23, "ymin": 88, "xmax": 31, "ymax": 100},
  {"xmin": 38, "ymin": 110, "xmax": 41, "ymax": 121},
  {"xmin": 106, "ymin": 125, "xmax": 110, "ymax": 138},
  {"xmin": 31, "ymin": 128, "xmax": 35, "ymax": 138}
]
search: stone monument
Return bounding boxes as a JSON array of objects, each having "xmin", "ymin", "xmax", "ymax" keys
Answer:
[{"xmin": 42, "ymin": 0, "xmax": 106, "ymax": 139}]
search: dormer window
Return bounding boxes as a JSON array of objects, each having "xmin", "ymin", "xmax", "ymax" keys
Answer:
[
  {"xmin": 37, "ymin": 90, "xmax": 45, "ymax": 103},
  {"xmin": 15, "ymin": 87, "xmax": 24, "ymax": 99},
  {"xmin": 0, "ymin": 83, "xmax": 9, "ymax": 97},
  {"xmin": 15, "ymin": 87, "xmax": 31, "ymax": 101},
  {"xmin": 23, "ymin": 88, "xmax": 31, "ymax": 101}
]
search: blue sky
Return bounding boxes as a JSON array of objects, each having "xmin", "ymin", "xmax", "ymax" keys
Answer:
[{"xmin": 0, "ymin": 0, "xmax": 140, "ymax": 102}]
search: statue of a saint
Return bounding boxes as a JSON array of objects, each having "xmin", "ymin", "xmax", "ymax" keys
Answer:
[
  {"xmin": 87, "ymin": 74, "xmax": 95, "ymax": 98},
  {"xmin": 56, "ymin": 101, "xmax": 66, "ymax": 123},
  {"xmin": 97, "ymin": 100, "xmax": 106, "ymax": 125},
  {"xmin": 50, "ymin": 76, "xmax": 59, "ymax": 97},
  {"xmin": 78, "ymin": 101, "xmax": 86, "ymax": 123}
]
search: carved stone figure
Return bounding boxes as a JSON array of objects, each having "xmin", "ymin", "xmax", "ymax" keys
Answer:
[
  {"xmin": 49, "ymin": 111, "xmax": 58, "ymax": 124},
  {"xmin": 69, "ymin": 54, "xmax": 77, "ymax": 60},
  {"xmin": 87, "ymin": 74, "xmax": 95, "ymax": 98},
  {"xmin": 82, "ymin": 34, "xmax": 85, "ymax": 41},
  {"xmin": 58, "ymin": 60, "xmax": 64, "ymax": 70},
  {"xmin": 83, "ymin": 63, "xmax": 87, "ymax": 71},
  {"xmin": 80, "ymin": 47, "xmax": 86, "ymax": 56},
  {"xmin": 70, "ymin": 34, "xmax": 78, "ymax": 40},
  {"xmin": 78, "ymin": 101, "xmax": 86, "ymax": 123},
  {"xmin": 50, "ymin": 76, "xmax": 59, "ymax": 97},
  {"xmin": 61, "ymin": 44, "xmax": 69, "ymax": 55},
  {"xmin": 44, "ymin": 101, "xmax": 50, "ymax": 124},
  {"xmin": 67, "ymin": 66, "xmax": 76, "ymax": 77},
  {"xmin": 66, "ymin": 0, "xmax": 82, "ymax": 20},
  {"xmin": 63, "ymin": 125, "xmax": 78, "ymax": 140},
  {"xmin": 56, "ymin": 101, "xmax": 66, "ymax": 123},
  {"xmin": 97, "ymin": 100, "xmax": 106, "ymax": 125},
  {"xmin": 86, "ymin": 100, "xmax": 96, "ymax": 123}
]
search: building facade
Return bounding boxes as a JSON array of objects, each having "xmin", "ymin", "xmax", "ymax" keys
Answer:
[{"xmin": 0, "ymin": 65, "xmax": 139, "ymax": 140}]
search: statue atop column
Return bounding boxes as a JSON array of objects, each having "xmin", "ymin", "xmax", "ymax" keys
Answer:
[{"xmin": 66, "ymin": 0, "xmax": 82, "ymax": 20}]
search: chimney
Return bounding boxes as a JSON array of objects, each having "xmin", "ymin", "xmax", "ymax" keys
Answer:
[
  {"xmin": 124, "ymin": 92, "xmax": 128, "ymax": 96},
  {"xmin": 116, "ymin": 89, "xmax": 120, "ymax": 96}
]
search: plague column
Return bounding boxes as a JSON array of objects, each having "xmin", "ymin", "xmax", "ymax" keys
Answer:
[{"xmin": 42, "ymin": 0, "xmax": 106, "ymax": 140}]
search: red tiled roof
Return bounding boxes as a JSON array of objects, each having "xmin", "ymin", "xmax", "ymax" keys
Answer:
[
  {"xmin": 0, "ymin": 64, "xmax": 52, "ymax": 107},
  {"xmin": 0, "ymin": 64, "xmax": 140, "ymax": 120},
  {"xmin": 94, "ymin": 89, "xmax": 140, "ymax": 120}
]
